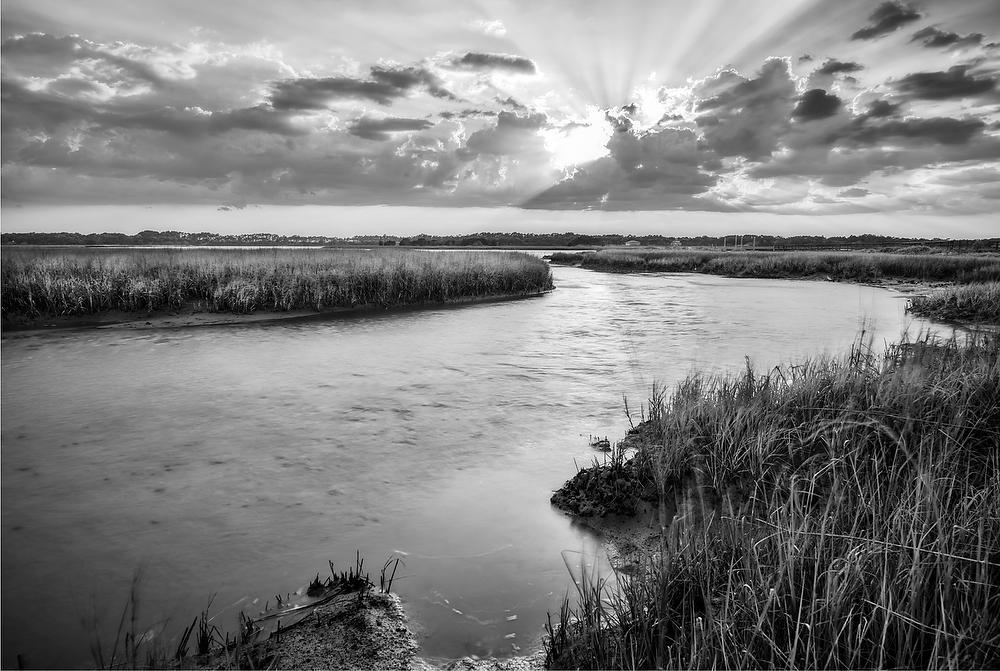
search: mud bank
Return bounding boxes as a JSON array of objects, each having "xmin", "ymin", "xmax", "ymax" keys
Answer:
[
  {"xmin": 0, "ymin": 290, "xmax": 553, "ymax": 338},
  {"xmin": 170, "ymin": 561, "xmax": 547, "ymax": 671},
  {"xmin": 549, "ymin": 419, "xmax": 701, "ymax": 575}
]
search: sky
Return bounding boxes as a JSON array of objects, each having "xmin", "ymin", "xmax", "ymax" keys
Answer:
[{"xmin": 2, "ymin": 0, "xmax": 1000, "ymax": 231}]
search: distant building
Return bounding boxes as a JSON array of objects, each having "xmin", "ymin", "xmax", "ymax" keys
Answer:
[
  {"xmin": 625, "ymin": 240, "xmax": 641, "ymax": 247},
  {"xmin": 671, "ymin": 239, "xmax": 682, "ymax": 247}
]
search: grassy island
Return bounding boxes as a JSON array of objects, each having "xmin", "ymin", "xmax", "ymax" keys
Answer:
[
  {"xmin": 549, "ymin": 248, "xmax": 1000, "ymax": 285},
  {"xmin": 547, "ymin": 333, "xmax": 1000, "ymax": 669},
  {"xmin": 1, "ymin": 247, "xmax": 553, "ymax": 327}
]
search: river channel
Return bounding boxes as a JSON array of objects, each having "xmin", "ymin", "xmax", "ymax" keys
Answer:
[{"xmin": 1, "ymin": 262, "xmax": 936, "ymax": 668}]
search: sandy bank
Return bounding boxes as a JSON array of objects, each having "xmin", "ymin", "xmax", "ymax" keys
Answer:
[
  {"xmin": 0, "ymin": 290, "xmax": 553, "ymax": 338},
  {"xmin": 181, "ymin": 582, "xmax": 546, "ymax": 671}
]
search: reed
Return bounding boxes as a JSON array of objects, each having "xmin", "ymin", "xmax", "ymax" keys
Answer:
[
  {"xmin": 908, "ymin": 281, "xmax": 1000, "ymax": 324},
  {"xmin": 550, "ymin": 248, "xmax": 1000, "ymax": 284},
  {"xmin": 1, "ymin": 247, "xmax": 553, "ymax": 321},
  {"xmin": 547, "ymin": 333, "xmax": 1000, "ymax": 669}
]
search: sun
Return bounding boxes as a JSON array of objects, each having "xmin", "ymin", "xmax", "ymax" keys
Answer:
[{"xmin": 540, "ymin": 106, "xmax": 613, "ymax": 171}]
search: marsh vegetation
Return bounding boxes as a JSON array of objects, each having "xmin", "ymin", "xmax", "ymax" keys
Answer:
[
  {"xmin": 907, "ymin": 281, "xmax": 1000, "ymax": 324},
  {"xmin": 0, "ymin": 247, "xmax": 553, "ymax": 322},
  {"xmin": 547, "ymin": 333, "xmax": 1000, "ymax": 669},
  {"xmin": 549, "ymin": 248, "xmax": 1000, "ymax": 285}
]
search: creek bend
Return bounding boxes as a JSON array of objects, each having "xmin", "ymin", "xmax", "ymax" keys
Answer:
[{"xmin": 1, "ymin": 263, "xmax": 935, "ymax": 668}]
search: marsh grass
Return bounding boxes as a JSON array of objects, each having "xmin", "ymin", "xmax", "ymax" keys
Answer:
[
  {"xmin": 550, "ymin": 248, "xmax": 1000, "ymax": 284},
  {"xmin": 85, "ymin": 552, "xmax": 397, "ymax": 670},
  {"xmin": 547, "ymin": 333, "xmax": 1000, "ymax": 669},
  {"xmin": 908, "ymin": 281, "xmax": 1000, "ymax": 324},
  {"xmin": 1, "ymin": 247, "xmax": 553, "ymax": 320}
]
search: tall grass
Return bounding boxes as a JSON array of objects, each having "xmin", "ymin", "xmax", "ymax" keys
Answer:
[
  {"xmin": 547, "ymin": 333, "xmax": 1000, "ymax": 669},
  {"xmin": 908, "ymin": 281, "xmax": 1000, "ymax": 324},
  {"xmin": 1, "ymin": 247, "xmax": 553, "ymax": 320},
  {"xmin": 550, "ymin": 248, "xmax": 1000, "ymax": 284}
]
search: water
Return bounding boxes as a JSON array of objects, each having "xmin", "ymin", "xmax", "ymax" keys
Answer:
[{"xmin": 1, "ymin": 266, "xmax": 935, "ymax": 668}]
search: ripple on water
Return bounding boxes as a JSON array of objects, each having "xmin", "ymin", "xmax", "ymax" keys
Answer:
[{"xmin": 0, "ymin": 268, "xmax": 943, "ymax": 668}]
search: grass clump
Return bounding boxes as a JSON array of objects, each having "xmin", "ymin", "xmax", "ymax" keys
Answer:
[
  {"xmin": 1, "ymin": 247, "xmax": 553, "ymax": 322},
  {"xmin": 547, "ymin": 333, "xmax": 1000, "ymax": 670},
  {"xmin": 550, "ymin": 248, "xmax": 1000, "ymax": 284},
  {"xmin": 908, "ymin": 281, "xmax": 1000, "ymax": 324}
]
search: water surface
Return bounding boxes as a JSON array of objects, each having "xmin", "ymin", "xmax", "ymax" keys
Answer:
[{"xmin": 2, "ymin": 266, "xmax": 934, "ymax": 668}]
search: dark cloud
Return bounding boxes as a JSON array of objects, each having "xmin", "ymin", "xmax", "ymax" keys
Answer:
[
  {"xmin": 369, "ymin": 65, "xmax": 457, "ymax": 100},
  {"xmin": 911, "ymin": 26, "xmax": 984, "ymax": 49},
  {"xmin": 452, "ymin": 52, "xmax": 536, "ymax": 74},
  {"xmin": 815, "ymin": 60, "xmax": 863, "ymax": 76},
  {"xmin": 748, "ymin": 111, "xmax": 1000, "ymax": 190},
  {"xmin": 495, "ymin": 110, "xmax": 546, "ymax": 129},
  {"xmin": 1, "ymin": 79, "xmax": 302, "ymax": 139},
  {"xmin": 523, "ymin": 124, "xmax": 719, "ymax": 210},
  {"xmin": 1, "ymin": 33, "xmax": 163, "ymax": 86},
  {"xmin": 851, "ymin": 1, "xmax": 921, "ymax": 40},
  {"xmin": 439, "ymin": 109, "xmax": 495, "ymax": 119},
  {"xmin": 496, "ymin": 96, "xmax": 528, "ymax": 110},
  {"xmin": 893, "ymin": 65, "xmax": 996, "ymax": 100},
  {"xmin": 1, "ymin": 79, "xmax": 91, "ymax": 131},
  {"xmin": 271, "ymin": 77, "xmax": 402, "ymax": 108},
  {"xmin": 793, "ymin": 89, "xmax": 842, "ymax": 121},
  {"xmin": 214, "ymin": 106, "xmax": 303, "ymax": 135},
  {"xmin": 839, "ymin": 187, "xmax": 870, "ymax": 198},
  {"xmin": 864, "ymin": 99, "xmax": 901, "ymax": 118},
  {"xmin": 348, "ymin": 116, "xmax": 433, "ymax": 141},
  {"xmin": 270, "ymin": 65, "xmax": 456, "ymax": 109},
  {"xmin": 694, "ymin": 59, "xmax": 797, "ymax": 160},
  {"xmin": 850, "ymin": 116, "xmax": 986, "ymax": 145},
  {"xmin": 608, "ymin": 127, "xmax": 716, "ymax": 189},
  {"xmin": 462, "ymin": 111, "xmax": 547, "ymax": 156}
]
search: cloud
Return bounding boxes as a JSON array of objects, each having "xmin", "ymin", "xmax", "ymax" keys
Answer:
[
  {"xmin": 849, "ymin": 116, "xmax": 987, "ymax": 146},
  {"xmin": 851, "ymin": 1, "xmax": 921, "ymax": 40},
  {"xmin": 208, "ymin": 106, "xmax": 303, "ymax": 136},
  {"xmin": 864, "ymin": 100, "xmax": 901, "ymax": 118},
  {"xmin": 523, "ymin": 122, "xmax": 719, "ymax": 209},
  {"xmin": 369, "ymin": 65, "xmax": 456, "ymax": 100},
  {"xmin": 815, "ymin": 60, "xmax": 863, "ymax": 76},
  {"xmin": 461, "ymin": 110, "xmax": 547, "ymax": 156},
  {"xmin": 5, "ymin": 18, "xmax": 1000, "ymax": 214},
  {"xmin": 1, "ymin": 78, "xmax": 304, "ymax": 139},
  {"xmin": 270, "ymin": 65, "xmax": 456, "ymax": 109},
  {"xmin": 1, "ymin": 33, "xmax": 164, "ymax": 87},
  {"xmin": 748, "ymin": 113, "xmax": 1000, "ymax": 189},
  {"xmin": 496, "ymin": 96, "xmax": 527, "ymax": 110},
  {"xmin": 892, "ymin": 65, "xmax": 997, "ymax": 100},
  {"xmin": 793, "ymin": 89, "xmax": 842, "ymax": 120},
  {"xmin": 694, "ymin": 58, "xmax": 797, "ymax": 160},
  {"xmin": 469, "ymin": 19, "xmax": 507, "ymax": 37},
  {"xmin": 450, "ymin": 52, "xmax": 536, "ymax": 74},
  {"xmin": 348, "ymin": 116, "xmax": 433, "ymax": 141},
  {"xmin": 270, "ymin": 77, "xmax": 399, "ymax": 108},
  {"xmin": 911, "ymin": 27, "xmax": 984, "ymax": 49},
  {"xmin": 439, "ymin": 109, "xmax": 495, "ymax": 119}
]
